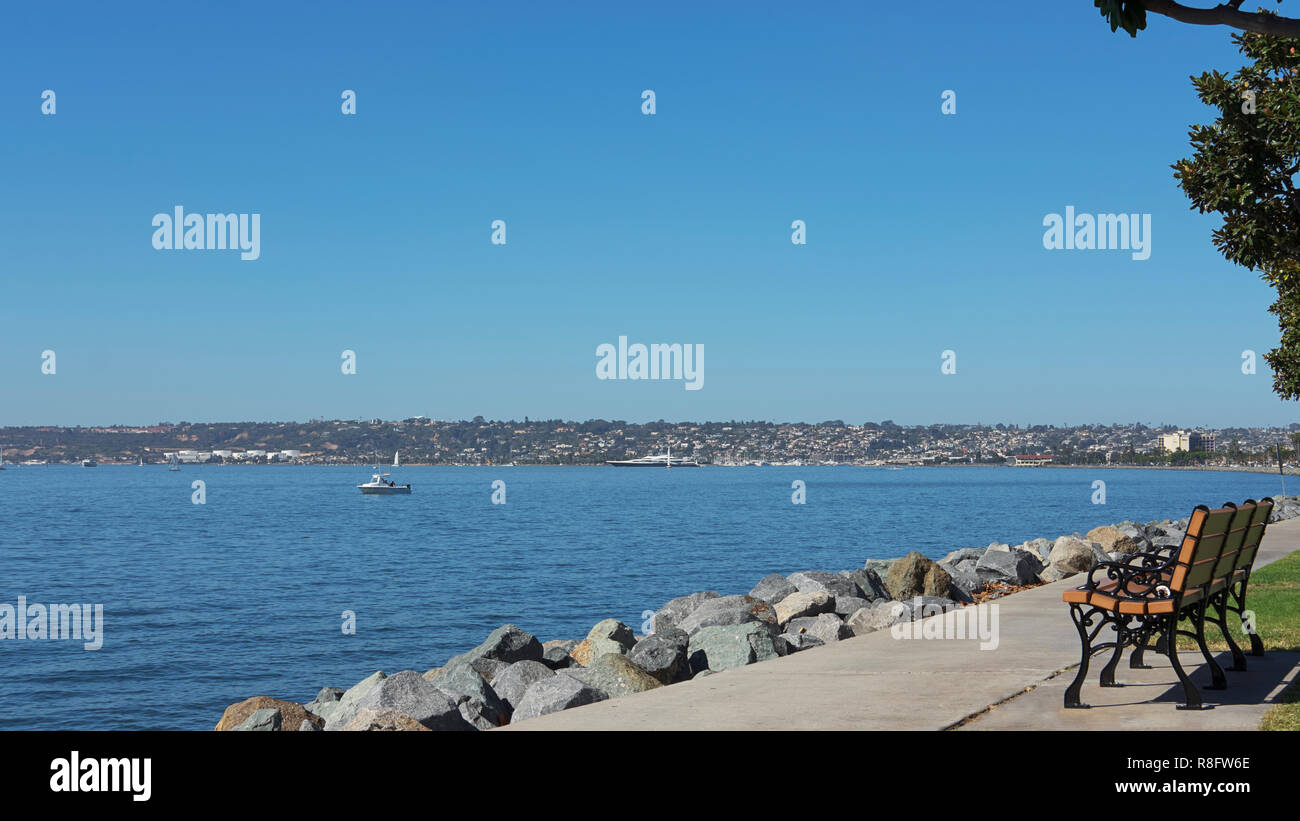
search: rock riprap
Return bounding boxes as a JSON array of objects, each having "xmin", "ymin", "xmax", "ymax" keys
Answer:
[{"xmin": 217, "ymin": 500, "xmax": 1300, "ymax": 730}]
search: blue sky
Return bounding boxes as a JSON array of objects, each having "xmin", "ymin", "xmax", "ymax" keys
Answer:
[{"xmin": 0, "ymin": 1, "xmax": 1294, "ymax": 427}]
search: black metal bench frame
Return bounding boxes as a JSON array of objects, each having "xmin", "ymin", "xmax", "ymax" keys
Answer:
[{"xmin": 1061, "ymin": 498, "xmax": 1272, "ymax": 711}]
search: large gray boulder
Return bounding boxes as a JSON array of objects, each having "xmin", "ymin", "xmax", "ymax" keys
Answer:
[
  {"xmin": 785, "ymin": 612, "xmax": 851, "ymax": 643},
  {"xmin": 1048, "ymin": 536, "xmax": 1098, "ymax": 574},
  {"xmin": 570, "ymin": 619, "xmax": 637, "ymax": 666},
  {"xmin": 942, "ymin": 547, "xmax": 987, "ymax": 564},
  {"xmin": 469, "ymin": 657, "xmax": 512, "ymax": 684},
  {"xmin": 429, "ymin": 661, "xmax": 509, "ymax": 723},
  {"xmin": 305, "ymin": 686, "xmax": 343, "ymax": 716},
  {"xmin": 445, "ymin": 623, "xmax": 544, "ymax": 669},
  {"xmin": 862, "ymin": 559, "xmax": 895, "ymax": 580},
  {"xmin": 787, "ymin": 571, "xmax": 863, "ymax": 599},
  {"xmin": 232, "ymin": 708, "xmax": 281, "ymax": 732},
  {"xmin": 686, "ymin": 622, "xmax": 785, "ymax": 673},
  {"xmin": 833, "ymin": 595, "xmax": 871, "ymax": 617},
  {"xmin": 749, "ymin": 574, "xmax": 798, "ymax": 604},
  {"xmin": 1150, "ymin": 533, "xmax": 1184, "ymax": 550},
  {"xmin": 1117, "ymin": 522, "xmax": 1152, "ymax": 548},
  {"xmin": 313, "ymin": 671, "xmax": 387, "ymax": 729},
  {"xmin": 839, "ymin": 569, "xmax": 891, "ymax": 601},
  {"xmin": 541, "ymin": 639, "xmax": 579, "ymax": 669},
  {"xmin": 650, "ymin": 591, "xmax": 720, "ymax": 634},
  {"xmin": 676, "ymin": 595, "xmax": 778, "ymax": 636},
  {"xmin": 1038, "ymin": 564, "xmax": 1072, "ymax": 583},
  {"xmin": 512, "ymin": 675, "xmax": 608, "ymax": 722},
  {"xmin": 490, "ymin": 660, "xmax": 555, "ymax": 712},
  {"xmin": 899, "ymin": 596, "xmax": 963, "ymax": 619},
  {"xmin": 846, "ymin": 600, "xmax": 911, "ymax": 635},
  {"xmin": 457, "ymin": 699, "xmax": 501, "ymax": 731},
  {"xmin": 941, "ymin": 560, "xmax": 983, "ymax": 597},
  {"xmin": 773, "ymin": 591, "xmax": 835, "ymax": 627},
  {"xmin": 778, "ymin": 633, "xmax": 825, "ymax": 653},
  {"xmin": 1019, "ymin": 539, "xmax": 1055, "ymax": 564},
  {"xmin": 354, "ymin": 670, "xmax": 474, "ymax": 731},
  {"xmin": 975, "ymin": 548, "xmax": 1043, "ymax": 586},
  {"xmin": 628, "ymin": 628, "xmax": 690, "ymax": 685},
  {"xmin": 583, "ymin": 654, "xmax": 663, "ymax": 699}
]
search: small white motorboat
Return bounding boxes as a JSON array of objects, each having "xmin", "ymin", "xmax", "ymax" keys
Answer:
[{"xmin": 358, "ymin": 471, "xmax": 411, "ymax": 494}]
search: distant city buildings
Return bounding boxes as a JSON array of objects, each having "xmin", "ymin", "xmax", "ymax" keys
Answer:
[
  {"xmin": 3, "ymin": 420, "xmax": 1294, "ymax": 466},
  {"xmin": 1159, "ymin": 430, "xmax": 1213, "ymax": 453},
  {"xmin": 1008, "ymin": 454, "xmax": 1053, "ymax": 466}
]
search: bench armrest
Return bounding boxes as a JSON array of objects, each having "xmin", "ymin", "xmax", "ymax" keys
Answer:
[{"xmin": 1082, "ymin": 555, "xmax": 1177, "ymax": 599}]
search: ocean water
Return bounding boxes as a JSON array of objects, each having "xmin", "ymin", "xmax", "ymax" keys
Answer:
[{"xmin": 0, "ymin": 464, "xmax": 1286, "ymax": 730}]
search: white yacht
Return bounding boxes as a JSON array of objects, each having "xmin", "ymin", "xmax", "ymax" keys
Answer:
[{"xmin": 606, "ymin": 446, "xmax": 700, "ymax": 468}]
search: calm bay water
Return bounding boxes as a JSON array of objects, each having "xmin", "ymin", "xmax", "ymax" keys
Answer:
[{"xmin": 0, "ymin": 464, "xmax": 1286, "ymax": 730}]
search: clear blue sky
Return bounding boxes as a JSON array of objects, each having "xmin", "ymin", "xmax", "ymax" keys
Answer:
[{"xmin": 0, "ymin": 1, "xmax": 1294, "ymax": 428}]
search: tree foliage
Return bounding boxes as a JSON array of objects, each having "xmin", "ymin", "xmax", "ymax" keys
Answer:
[{"xmin": 1175, "ymin": 32, "xmax": 1300, "ymax": 398}]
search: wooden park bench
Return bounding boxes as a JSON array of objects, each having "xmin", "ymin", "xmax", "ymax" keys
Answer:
[{"xmin": 1060, "ymin": 498, "xmax": 1273, "ymax": 710}]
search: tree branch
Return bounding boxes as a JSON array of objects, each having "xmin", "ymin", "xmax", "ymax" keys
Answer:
[{"xmin": 1145, "ymin": 0, "xmax": 1300, "ymax": 36}]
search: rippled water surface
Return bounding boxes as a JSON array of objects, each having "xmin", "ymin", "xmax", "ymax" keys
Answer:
[{"xmin": 0, "ymin": 464, "xmax": 1284, "ymax": 729}]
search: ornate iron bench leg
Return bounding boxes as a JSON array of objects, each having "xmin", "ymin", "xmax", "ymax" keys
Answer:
[
  {"xmin": 1237, "ymin": 578, "xmax": 1265, "ymax": 657},
  {"xmin": 1211, "ymin": 591, "xmax": 1247, "ymax": 672},
  {"xmin": 1064, "ymin": 604, "xmax": 1094, "ymax": 709},
  {"xmin": 1128, "ymin": 623, "xmax": 1155, "ymax": 669},
  {"xmin": 1099, "ymin": 618, "xmax": 1127, "ymax": 687},
  {"xmin": 1167, "ymin": 614, "xmax": 1207, "ymax": 710},
  {"xmin": 1193, "ymin": 601, "xmax": 1226, "ymax": 690}
]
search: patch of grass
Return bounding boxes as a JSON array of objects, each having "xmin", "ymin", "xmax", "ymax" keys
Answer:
[
  {"xmin": 1180, "ymin": 550, "xmax": 1300, "ymax": 654},
  {"xmin": 1260, "ymin": 680, "xmax": 1300, "ymax": 731},
  {"xmin": 1164, "ymin": 550, "xmax": 1300, "ymax": 730}
]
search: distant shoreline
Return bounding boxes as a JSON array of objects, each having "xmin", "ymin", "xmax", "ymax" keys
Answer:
[{"xmin": 30, "ymin": 461, "xmax": 1300, "ymax": 476}]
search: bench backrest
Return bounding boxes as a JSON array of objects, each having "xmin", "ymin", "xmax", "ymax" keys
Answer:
[
  {"xmin": 1210, "ymin": 502, "xmax": 1256, "ymax": 581},
  {"xmin": 1231, "ymin": 496, "xmax": 1273, "ymax": 575},
  {"xmin": 1168, "ymin": 504, "xmax": 1237, "ymax": 596}
]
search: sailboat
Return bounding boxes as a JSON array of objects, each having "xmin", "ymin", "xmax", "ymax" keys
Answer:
[
  {"xmin": 393, "ymin": 450, "xmax": 400, "ymax": 467},
  {"xmin": 138, "ymin": 456, "xmax": 143, "ymax": 467},
  {"xmin": 168, "ymin": 453, "xmax": 180, "ymax": 471}
]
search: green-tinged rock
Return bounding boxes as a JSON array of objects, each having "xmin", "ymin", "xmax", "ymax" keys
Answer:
[
  {"xmin": 686, "ymin": 622, "xmax": 784, "ymax": 674},
  {"xmin": 583, "ymin": 653, "xmax": 663, "ymax": 698},
  {"xmin": 232, "ymin": 707, "xmax": 281, "ymax": 731},
  {"xmin": 311, "ymin": 670, "xmax": 386, "ymax": 729}
]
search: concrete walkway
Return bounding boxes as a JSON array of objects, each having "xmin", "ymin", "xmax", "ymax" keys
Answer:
[{"xmin": 504, "ymin": 517, "xmax": 1300, "ymax": 731}]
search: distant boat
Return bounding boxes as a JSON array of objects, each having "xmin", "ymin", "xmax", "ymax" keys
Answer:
[
  {"xmin": 81, "ymin": 459, "xmax": 97, "ymax": 468},
  {"xmin": 393, "ymin": 451, "xmax": 400, "ymax": 467},
  {"xmin": 606, "ymin": 445, "xmax": 700, "ymax": 468},
  {"xmin": 357, "ymin": 471, "xmax": 412, "ymax": 494},
  {"xmin": 138, "ymin": 456, "xmax": 143, "ymax": 467},
  {"xmin": 359, "ymin": 451, "xmax": 410, "ymax": 494},
  {"xmin": 168, "ymin": 453, "xmax": 180, "ymax": 471}
]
